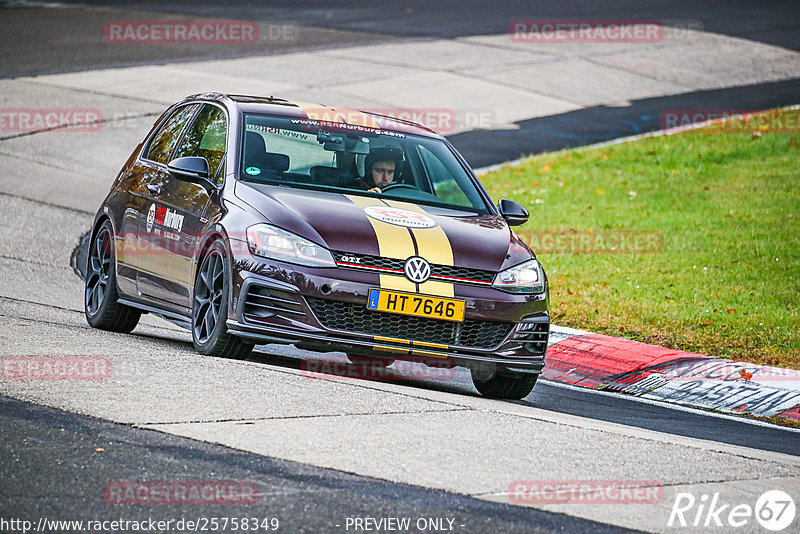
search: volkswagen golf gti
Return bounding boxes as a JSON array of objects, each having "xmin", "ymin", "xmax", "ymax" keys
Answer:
[{"xmin": 85, "ymin": 93, "xmax": 549, "ymax": 399}]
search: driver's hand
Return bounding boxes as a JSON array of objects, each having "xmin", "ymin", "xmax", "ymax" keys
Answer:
[{"xmin": 368, "ymin": 187, "xmax": 382, "ymax": 193}]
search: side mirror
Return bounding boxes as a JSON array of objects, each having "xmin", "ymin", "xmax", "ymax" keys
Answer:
[
  {"xmin": 498, "ymin": 198, "xmax": 529, "ymax": 226},
  {"xmin": 167, "ymin": 156, "xmax": 210, "ymax": 183}
]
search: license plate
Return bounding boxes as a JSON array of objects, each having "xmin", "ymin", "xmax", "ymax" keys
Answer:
[{"xmin": 366, "ymin": 288, "xmax": 465, "ymax": 322}]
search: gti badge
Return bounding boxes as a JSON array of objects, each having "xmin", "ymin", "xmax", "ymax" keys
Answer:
[{"xmin": 404, "ymin": 256, "xmax": 431, "ymax": 283}]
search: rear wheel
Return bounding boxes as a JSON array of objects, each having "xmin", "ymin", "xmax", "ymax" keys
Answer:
[
  {"xmin": 84, "ymin": 220, "xmax": 141, "ymax": 333},
  {"xmin": 471, "ymin": 368, "xmax": 538, "ymax": 399},
  {"xmin": 192, "ymin": 239, "xmax": 253, "ymax": 359}
]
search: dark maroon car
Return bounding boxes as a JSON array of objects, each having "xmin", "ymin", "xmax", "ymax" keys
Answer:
[{"xmin": 85, "ymin": 93, "xmax": 549, "ymax": 399}]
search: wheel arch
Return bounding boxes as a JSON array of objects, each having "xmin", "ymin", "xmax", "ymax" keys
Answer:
[
  {"xmin": 194, "ymin": 225, "xmax": 231, "ymax": 275},
  {"xmin": 193, "ymin": 225, "xmax": 237, "ymax": 316},
  {"xmin": 89, "ymin": 213, "xmax": 112, "ymax": 241},
  {"xmin": 87, "ymin": 214, "xmax": 114, "ymax": 274}
]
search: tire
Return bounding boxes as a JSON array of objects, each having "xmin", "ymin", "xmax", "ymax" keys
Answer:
[
  {"xmin": 85, "ymin": 220, "xmax": 141, "ymax": 333},
  {"xmin": 192, "ymin": 239, "xmax": 253, "ymax": 359},
  {"xmin": 471, "ymin": 369, "xmax": 538, "ymax": 400},
  {"xmin": 347, "ymin": 354, "xmax": 394, "ymax": 368}
]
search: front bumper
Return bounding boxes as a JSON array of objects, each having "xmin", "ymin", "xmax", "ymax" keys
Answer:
[{"xmin": 227, "ymin": 250, "xmax": 549, "ymax": 373}]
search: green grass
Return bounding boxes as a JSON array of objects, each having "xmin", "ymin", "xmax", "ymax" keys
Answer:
[{"xmin": 483, "ymin": 108, "xmax": 800, "ymax": 369}]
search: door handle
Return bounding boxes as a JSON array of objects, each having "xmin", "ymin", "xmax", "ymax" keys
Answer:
[{"xmin": 147, "ymin": 184, "xmax": 161, "ymax": 195}]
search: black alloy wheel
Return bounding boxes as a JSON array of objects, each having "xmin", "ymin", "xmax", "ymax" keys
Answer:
[{"xmin": 192, "ymin": 239, "xmax": 253, "ymax": 359}]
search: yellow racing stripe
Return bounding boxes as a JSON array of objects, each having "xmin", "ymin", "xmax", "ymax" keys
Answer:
[
  {"xmin": 292, "ymin": 101, "xmax": 343, "ymax": 122},
  {"xmin": 383, "ymin": 200, "xmax": 455, "ymax": 297},
  {"xmin": 378, "ymin": 274, "xmax": 417, "ymax": 292},
  {"xmin": 345, "ymin": 195, "xmax": 417, "ymax": 292}
]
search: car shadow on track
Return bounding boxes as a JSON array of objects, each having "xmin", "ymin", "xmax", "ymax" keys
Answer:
[{"xmin": 248, "ymin": 347, "xmax": 481, "ymax": 397}]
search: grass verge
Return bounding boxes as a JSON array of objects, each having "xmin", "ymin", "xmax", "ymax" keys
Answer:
[{"xmin": 484, "ymin": 108, "xmax": 799, "ymax": 369}]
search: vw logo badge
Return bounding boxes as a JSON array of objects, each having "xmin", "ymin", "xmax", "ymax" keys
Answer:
[{"xmin": 404, "ymin": 256, "xmax": 431, "ymax": 283}]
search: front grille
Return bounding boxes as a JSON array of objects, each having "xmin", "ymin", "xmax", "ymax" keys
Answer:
[
  {"xmin": 242, "ymin": 284, "xmax": 306, "ymax": 323},
  {"xmin": 332, "ymin": 251, "xmax": 495, "ymax": 284},
  {"xmin": 513, "ymin": 320, "xmax": 549, "ymax": 356},
  {"xmin": 333, "ymin": 252, "xmax": 403, "ymax": 271},
  {"xmin": 307, "ymin": 297, "xmax": 514, "ymax": 350}
]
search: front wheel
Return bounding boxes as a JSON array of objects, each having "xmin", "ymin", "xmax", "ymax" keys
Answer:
[
  {"xmin": 192, "ymin": 239, "xmax": 253, "ymax": 359},
  {"xmin": 471, "ymin": 369, "xmax": 538, "ymax": 399}
]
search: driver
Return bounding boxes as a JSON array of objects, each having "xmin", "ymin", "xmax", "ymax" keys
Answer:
[{"xmin": 360, "ymin": 148, "xmax": 403, "ymax": 193}]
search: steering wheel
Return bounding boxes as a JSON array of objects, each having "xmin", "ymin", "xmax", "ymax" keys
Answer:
[{"xmin": 381, "ymin": 183, "xmax": 418, "ymax": 192}]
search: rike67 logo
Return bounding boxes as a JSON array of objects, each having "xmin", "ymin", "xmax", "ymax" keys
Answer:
[{"xmin": 669, "ymin": 490, "xmax": 795, "ymax": 531}]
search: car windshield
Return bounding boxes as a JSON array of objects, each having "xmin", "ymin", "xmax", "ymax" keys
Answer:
[{"xmin": 239, "ymin": 113, "xmax": 489, "ymax": 213}]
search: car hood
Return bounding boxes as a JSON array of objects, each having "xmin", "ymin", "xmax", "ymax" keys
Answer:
[{"xmin": 234, "ymin": 182, "xmax": 533, "ymax": 272}]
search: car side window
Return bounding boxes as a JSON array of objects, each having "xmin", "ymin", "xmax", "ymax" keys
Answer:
[
  {"xmin": 145, "ymin": 104, "xmax": 199, "ymax": 164},
  {"xmin": 174, "ymin": 104, "xmax": 227, "ymax": 181}
]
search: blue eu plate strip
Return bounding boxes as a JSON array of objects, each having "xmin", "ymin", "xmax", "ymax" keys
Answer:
[{"xmin": 367, "ymin": 289, "xmax": 380, "ymax": 310}]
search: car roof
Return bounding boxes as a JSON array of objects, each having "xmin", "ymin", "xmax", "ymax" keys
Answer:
[{"xmin": 180, "ymin": 92, "xmax": 444, "ymax": 139}]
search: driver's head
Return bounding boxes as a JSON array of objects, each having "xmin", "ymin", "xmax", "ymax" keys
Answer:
[
  {"xmin": 365, "ymin": 148, "xmax": 402, "ymax": 188},
  {"xmin": 370, "ymin": 159, "xmax": 396, "ymax": 188}
]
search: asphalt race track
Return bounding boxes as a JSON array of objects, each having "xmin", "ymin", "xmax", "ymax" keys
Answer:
[
  {"xmin": 1, "ymin": 2, "xmax": 799, "ymax": 533},
  {"xmin": 2, "ymin": 396, "xmax": 636, "ymax": 534},
  {"xmin": 2, "ymin": 1, "xmax": 800, "ymax": 166}
]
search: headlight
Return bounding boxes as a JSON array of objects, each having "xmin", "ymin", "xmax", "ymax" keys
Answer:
[
  {"xmin": 246, "ymin": 223, "xmax": 335, "ymax": 267},
  {"xmin": 492, "ymin": 259, "xmax": 545, "ymax": 294}
]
